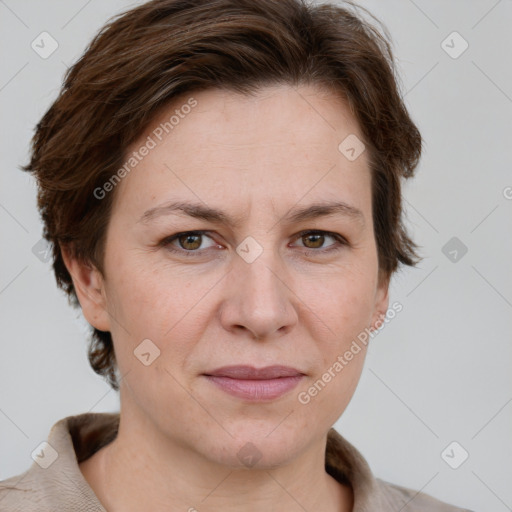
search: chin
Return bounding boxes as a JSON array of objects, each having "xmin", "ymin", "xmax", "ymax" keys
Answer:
[{"xmin": 202, "ymin": 420, "xmax": 305, "ymax": 470}]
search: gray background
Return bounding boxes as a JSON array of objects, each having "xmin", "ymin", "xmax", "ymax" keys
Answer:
[{"xmin": 1, "ymin": 1, "xmax": 511, "ymax": 510}]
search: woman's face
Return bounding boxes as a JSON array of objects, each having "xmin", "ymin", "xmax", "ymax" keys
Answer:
[{"xmin": 76, "ymin": 84, "xmax": 389, "ymax": 468}]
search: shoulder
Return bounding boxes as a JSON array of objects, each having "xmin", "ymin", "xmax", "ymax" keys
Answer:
[
  {"xmin": 376, "ymin": 477, "xmax": 475, "ymax": 512},
  {"xmin": 325, "ymin": 428, "xmax": 474, "ymax": 512},
  {"xmin": 0, "ymin": 469, "xmax": 49, "ymax": 511},
  {"xmin": 0, "ymin": 412, "xmax": 117, "ymax": 511}
]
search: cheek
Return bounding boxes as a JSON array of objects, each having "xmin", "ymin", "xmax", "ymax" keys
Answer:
[
  {"xmin": 106, "ymin": 251, "xmax": 189, "ymax": 320},
  {"xmin": 297, "ymin": 265, "xmax": 376, "ymax": 339},
  {"xmin": 104, "ymin": 255, "xmax": 216, "ymax": 360},
  {"xmin": 295, "ymin": 345, "xmax": 366, "ymax": 429}
]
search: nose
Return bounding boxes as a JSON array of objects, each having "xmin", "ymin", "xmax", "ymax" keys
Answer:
[{"xmin": 219, "ymin": 246, "xmax": 298, "ymax": 341}]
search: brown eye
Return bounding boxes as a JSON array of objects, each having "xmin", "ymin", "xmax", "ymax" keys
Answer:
[
  {"xmin": 291, "ymin": 230, "xmax": 348, "ymax": 255},
  {"xmin": 177, "ymin": 233, "xmax": 202, "ymax": 250},
  {"xmin": 162, "ymin": 230, "xmax": 218, "ymax": 256},
  {"xmin": 302, "ymin": 233, "xmax": 326, "ymax": 249}
]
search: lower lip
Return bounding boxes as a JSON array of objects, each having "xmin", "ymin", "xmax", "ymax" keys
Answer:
[{"xmin": 204, "ymin": 375, "xmax": 304, "ymax": 401}]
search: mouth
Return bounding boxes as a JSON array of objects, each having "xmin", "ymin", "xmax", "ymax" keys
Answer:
[{"xmin": 203, "ymin": 365, "xmax": 306, "ymax": 401}]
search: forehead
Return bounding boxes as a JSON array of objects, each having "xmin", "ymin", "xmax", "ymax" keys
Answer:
[
  {"xmin": 151, "ymin": 84, "xmax": 364, "ymax": 153},
  {"xmin": 112, "ymin": 84, "xmax": 372, "ymax": 223}
]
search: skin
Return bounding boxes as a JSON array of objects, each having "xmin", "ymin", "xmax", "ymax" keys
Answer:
[{"xmin": 64, "ymin": 84, "xmax": 389, "ymax": 512}]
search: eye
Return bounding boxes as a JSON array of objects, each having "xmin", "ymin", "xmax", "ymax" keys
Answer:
[
  {"xmin": 292, "ymin": 230, "xmax": 347, "ymax": 254},
  {"xmin": 161, "ymin": 229, "xmax": 348, "ymax": 258},
  {"xmin": 162, "ymin": 230, "xmax": 219, "ymax": 256}
]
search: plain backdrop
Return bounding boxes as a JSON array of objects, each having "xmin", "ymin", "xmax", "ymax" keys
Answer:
[{"xmin": 1, "ymin": 1, "xmax": 511, "ymax": 510}]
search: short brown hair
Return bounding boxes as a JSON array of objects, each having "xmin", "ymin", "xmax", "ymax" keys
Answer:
[{"xmin": 22, "ymin": 0, "xmax": 422, "ymax": 391}]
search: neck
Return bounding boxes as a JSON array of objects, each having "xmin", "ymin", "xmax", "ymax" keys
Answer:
[{"xmin": 79, "ymin": 407, "xmax": 353, "ymax": 512}]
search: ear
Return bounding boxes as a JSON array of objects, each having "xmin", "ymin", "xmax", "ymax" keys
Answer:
[
  {"xmin": 61, "ymin": 245, "xmax": 111, "ymax": 332},
  {"xmin": 369, "ymin": 271, "xmax": 390, "ymax": 331}
]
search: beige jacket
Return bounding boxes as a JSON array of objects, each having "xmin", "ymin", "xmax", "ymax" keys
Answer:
[{"xmin": 0, "ymin": 412, "xmax": 473, "ymax": 511}]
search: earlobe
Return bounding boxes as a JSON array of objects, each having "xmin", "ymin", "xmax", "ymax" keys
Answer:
[
  {"xmin": 370, "ymin": 274, "xmax": 390, "ymax": 331},
  {"xmin": 60, "ymin": 245, "xmax": 111, "ymax": 332}
]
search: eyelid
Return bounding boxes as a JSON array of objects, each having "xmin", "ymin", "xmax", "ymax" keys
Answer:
[
  {"xmin": 293, "ymin": 229, "xmax": 348, "ymax": 249},
  {"xmin": 161, "ymin": 230, "xmax": 218, "ymax": 255},
  {"xmin": 161, "ymin": 229, "xmax": 348, "ymax": 256}
]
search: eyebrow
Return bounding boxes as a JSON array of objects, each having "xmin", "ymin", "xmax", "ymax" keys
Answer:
[{"xmin": 138, "ymin": 199, "xmax": 365, "ymax": 228}]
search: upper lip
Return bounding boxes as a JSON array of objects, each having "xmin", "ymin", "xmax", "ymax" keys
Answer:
[{"xmin": 204, "ymin": 365, "xmax": 304, "ymax": 380}]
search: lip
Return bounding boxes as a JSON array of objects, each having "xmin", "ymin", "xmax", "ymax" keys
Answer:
[{"xmin": 203, "ymin": 365, "xmax": 305, "ymax": 401}]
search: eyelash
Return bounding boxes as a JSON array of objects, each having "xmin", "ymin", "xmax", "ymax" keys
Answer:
[{"xmin": 160, "ymin": 230, "xmax": 348, "ymax": 258}]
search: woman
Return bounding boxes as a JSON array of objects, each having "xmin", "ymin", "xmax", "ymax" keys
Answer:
[{"xmin": 0, "ymin": 0, "xmax": 473, "ymax": 510}]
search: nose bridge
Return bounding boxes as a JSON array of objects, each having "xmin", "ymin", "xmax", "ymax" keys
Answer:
[
  {"xmin": 223, "ymin": 235, "xmax": 297, "ymax": 338},
  {"xmin": 237, "ymin": 238, "xmax": 287, "ymax": 309}
]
